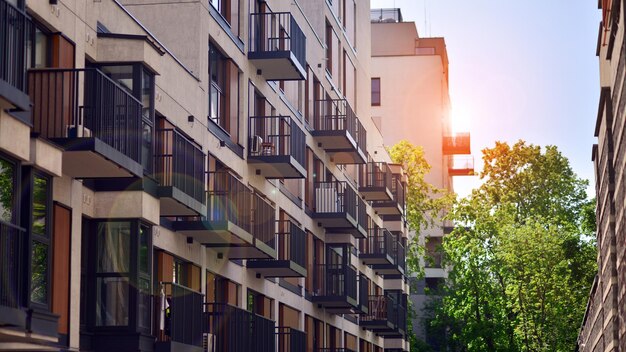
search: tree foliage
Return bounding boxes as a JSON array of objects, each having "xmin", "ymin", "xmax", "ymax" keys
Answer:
[
  {"xmin": 430, "ymin": 141, "xmax": 596, "ymax": 351},
  {"xmin": 388, "ymin": 141, "xmax": 454, "ymax": 278}
]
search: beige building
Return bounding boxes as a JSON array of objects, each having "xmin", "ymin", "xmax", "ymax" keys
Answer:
[
  {"xmin": 0, "ymin": 0, "xmax": 410, "ymax": 351},
  {"xmin": 370, "ymin": 8, "xmax": 473, "ymax": 348},
  {"xmin": 579, "ymin": 1, "xmax": 622, "ymax": 351}
]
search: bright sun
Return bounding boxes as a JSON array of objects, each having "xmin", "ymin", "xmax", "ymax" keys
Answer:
[{"xmin": 450, "ymin": 109, "xmax": 470, "ymax": 135}]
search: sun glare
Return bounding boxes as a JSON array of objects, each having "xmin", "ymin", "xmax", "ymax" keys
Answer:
[{"xmin": 450, "ymin": 109, "xmax": 470, "ymax": 135}]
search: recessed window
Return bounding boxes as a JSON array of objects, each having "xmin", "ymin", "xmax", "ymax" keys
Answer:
[
  {"xmin": 371, "ymin": 78, "xmax": 381, "ymax": 106},
  {"xmin": 30, "ymin": 173, "xmax": 51, "ymax": 306},
  {"xmin": 0, "ymin": 157, "xmax": 16, "ymax": 223}
]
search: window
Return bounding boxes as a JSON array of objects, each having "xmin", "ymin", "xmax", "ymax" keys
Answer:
[
  {"xmin": 209, "ymin": 43, "xmax": 240, "ymax": 143},
  {"xmin": 325, "ymin": 21, "xmax": 333, "ymax": 76},
  {"xmin": 0, "ymin": 157, "xmax": 17, "ymax": 223},
  {"xmin": 173, "ymin": 257, "xmax": 188, "ymax": 286},
  {"xmin": 95, "ymin": 221, "xmax": 131, "ymax": 326},
  {"xmin": 371, "ymin": 78, "xmax": 380, "ymax": 106},
  {"xmin": 30, "ymin": 173, "xmax": 51, "ymax": 306},
  {"xmin": 210, "ymin": 0, "xmax": 240, "ymax": 37}
]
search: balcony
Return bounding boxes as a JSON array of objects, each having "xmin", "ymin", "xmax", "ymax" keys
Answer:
[
  {"xmin": 372, "ymin": 175, "xmax": 405, "ymax": 216},
  {"xmin": 155, "ymin": 282, "xmax": 204, "ymax": 352},
  {"xmin": 311, "ymin": 263, "xmax": 359, "ymax": 313},
  {"xmin": 359, "ymin": 162, "xmax": 393, "ymax": 201},
  {"xmin": 174, "ymin": 171, "xmax": 276, "ymax": 259},
  {"xmin": 359, "ymin": 295, "xmax": 396, "ymax": 331},
  {"xmin": 442, "ymin": 133, "xmax": 471, "ymax": 155},
  {"xmin": 28, "ymin": 68, "xmax": 143, "ymax": 178},
  {"xmin": 0, "ymin": 0, "xmax": 32, "ymax": 112},
  {"xmin": 204, "ymin": 303, "xmax": 275, "ymax": 352},
  {"xmin": 154, "ymin": 128, "xmax": 206, "ymax": 216},
  {"xmin": 248, "ymin": 220, "xmax": 307, "ymax": 277},
  {"xmin": 276, "ymin": 327, "xmax": 306, "ymax": 352},
  {"xmin": 318, "ymin": 349, "xmax": 357, "ymax": 352},
  {"xmin": 360, "ymin": 290, "xmax": 407, "ymax": 337},
  {"xmin": 0, "ymin": 221, "xmax": 59, "ymax": 346},
  {"xmin": 313, "ymin": 181, "xmax": 366, "ymax": 238},
  {"xmin": 248, "ymin": 12, "xmax": 306, "ymax": 80},
  {"xmin": 372, "ymin": 233, "xmax": 405, "ymax": 276},
  {"xmin": 312, "ymin": 99, "xmax": 366, "ymax": 164},
  {"xmin": 448, "ymin": 155, "xmax": 474, "ymax": 176},
  {"xmin": 359, "ymin": 228, "xmax": 395, "ymax": 266},
  {"xmin": 248, "ymin": 115, "xmax": 306, "ymax": 179}
]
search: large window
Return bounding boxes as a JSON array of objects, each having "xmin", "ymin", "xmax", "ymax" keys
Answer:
[
  {"xmin": 208, "ymin": 43, "xmax": 240, "ymax": 144},
  {"xmin": 30, "ymin": 173, "xmax": 51, "ymax": 306},
  {"xmin": 95, "ymin": 221, "xmax": 131, "ymax": 327},
  {"xmin": 0, "ymin": 157, "xmax": 16, "ymax": 223},
  {"xmin": 210, "ymin": 0, "xmax": 240, "ymax": 37},
  {"xmin": 371, "ymin": 78, "xmax": 381, "ymax": 106}
]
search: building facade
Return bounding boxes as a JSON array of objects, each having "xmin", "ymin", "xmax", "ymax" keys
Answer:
[
  {"xmin": 370, "ymin": 8, "xmax": 473, "ymax": 348},
  {"xmin": 0, "ymin": 0, "xmax": 410, "ymax": 351},
  {"xmin": 579, "ymin": 1, "xmax": 622, "ymax": 351}
]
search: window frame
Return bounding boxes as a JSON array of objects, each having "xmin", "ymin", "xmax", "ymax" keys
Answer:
[
  {"xmin": 27, "ymin": 169, "xmax": 53, "ymax": 309},
  {"xmin": 371, "ymin": 77, "xmax": 381, "ymax": 106}
]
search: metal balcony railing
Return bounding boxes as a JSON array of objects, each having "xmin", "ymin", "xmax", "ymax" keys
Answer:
[
  {"xmin": 360, "ymin": 162, "xmax": 392, "ymax": 190},
  {"xmin": 155, "ymin": 128, "xmax": 206, "ymax": 204},
  {"xmin": 313, "ymin": 263, "xmax": 357, "ymax": 301},
  {"xmin": 249, "ymin": 115, "xmax": 305, "ymax": 166},
  {"xmin": 443, "ymin": 133, "xmax": 471, "ymax": 155},
  {"xmin": 314, "ymin": 181, "xmax": 357, "ymax": 219},
  {"xmin": 448, "ymin": 155, "xmax": 475, "ymax": 175},
  {"xmin": 249, "ymin": 12, "xmax": 306, "ymax": 69},
  {"xmin": 361, "ymin": 228, "xmax": 393, "ymax": 257},
  {"xmin": 156, "ymin": 282, "xmax": 204, "ymax": 347},
  {"xmin": 0, "ymin": 220, "xmax": 25, "ymax": 309},
  {"xmin": 363, "ymin": 295, "xmax": 389, "ymax": 321},
  {"xmin": 204, "ymin": 303, "xmax": 275, "ymax": 352},
  {"xmin": 0, "ymin": 0, "xmax": 32, "ymax": 96},
  {"xmin": 275, "ymin": 220, "xmax": 306, "ymax": 268},
  {"xmin": 276, "ymin": 327, "xmax": 306, "ymax": 352},
  {"xmin": 28, "ymin": 68, "xmax": 143, "ymax": 163},
  {"xmin": 391, "ymin": 175, "xmax": 406, "ymax": 211},
  {"xmin": 206, "ymin": 171, "xmax": 252, "ymax": 232},
  {"xmin": 313, "ymin": 99, "xmax": 361, "ymax": 143},
  {"xmin": 393, "ymin": 238, "xmax": 406, "ymax": 272},
  {"xmin": 205, "ymin": 171, "xmax": 276, "ymax": 247}
]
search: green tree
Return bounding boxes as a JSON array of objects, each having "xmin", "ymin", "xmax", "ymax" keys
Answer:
[
  {"xmin": 388, "ymin": 140, "xmax": 454, "ymax": 276},
  {"xmin": 432, "ymin": 141, "xmax": 596, "ymax": 351},
  {"xmin": 388, "ymin": 140, "xmax": 454, "ymax": 351}
]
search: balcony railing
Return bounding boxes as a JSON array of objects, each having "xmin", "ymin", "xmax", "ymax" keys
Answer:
[
  {"xmin": 276, "ymin": 327, "xmax": 306, "ymax": 352},
  {"xmin": 29, "ymin": 68, "xmax": 143, "ymax": 163},
  {"xmin": 248, "ymin": 115, "xmax": 306, "ymax": 178},
  {"xmin": 359, "ymin": 162, "xmax": 393, "ymax": 200},
  {"xmin": 204, "ymin": 303, "xmax": 275, "ymax": 352},
  {"xmin": 155, "ymin": 128, "xmax": 206, "ymax": 205},
  {"xmin": 207, "ymin": 171, "xmax": 253, "ymax": 233},
  {"xmin": 0, "ymin": 221, "xmax": 24, "ymax": 310},
  {"xmin": 360, "ymin": 228, "xmax": 394, "ymax": 259},
  {"xmin": 372, "ymin": 174, "xmax": 405, "ymax": 216},
  {"xmin": 0, "ymin": 0, "xmax": 32, "ymax": 110},
  {"xmin": 249, "ymin": 12, "xmax": 306, "ymax": 80},
  {"xmin": 276, "ymin": 220, "xmax": 305, "ymax": 266},
  {"xmin": 443, "ymin": 133, "xmax": 471, "ymax": 155},
  {"xmin": 393, "ymin": 238, "xmax": 406, "ymax": 273},
  {"xmin": 155, "ymin": 282, "xmax": 204, "ymax": 348},
  {"xmin": 318, "ymin": 349, "xmax": 357, "ymax": 352},
  {"xmin": 312, "ymin": 99, "xmax": 366, "ymax": 164},
  {"xmin": 448, "ymin": 155, "xmax": 475, "ymax": 176},
  {"xmin": 313, "ymin": 263, "xmax": 357, "ymax": 301},
  {"xmin": 314, "ymin": 180, "xmax": 356, "ymax": 219}
]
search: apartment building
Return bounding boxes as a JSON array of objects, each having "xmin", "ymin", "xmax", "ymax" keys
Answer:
[
  {"xmin": 0, "ymin": 0, "xmax": 412, "ymax": 351},
  {"xmin": 579, "ymin": 1, "xmax": 622, "ymax": 351},
  {"xmin": 370, "ymin": 9, "xmax": 473, "ymax": 348}
]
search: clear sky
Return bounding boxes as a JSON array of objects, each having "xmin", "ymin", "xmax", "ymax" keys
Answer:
[{"xmin": 370, "ymin": 0, "xmax": 601, "ymax": 198}]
